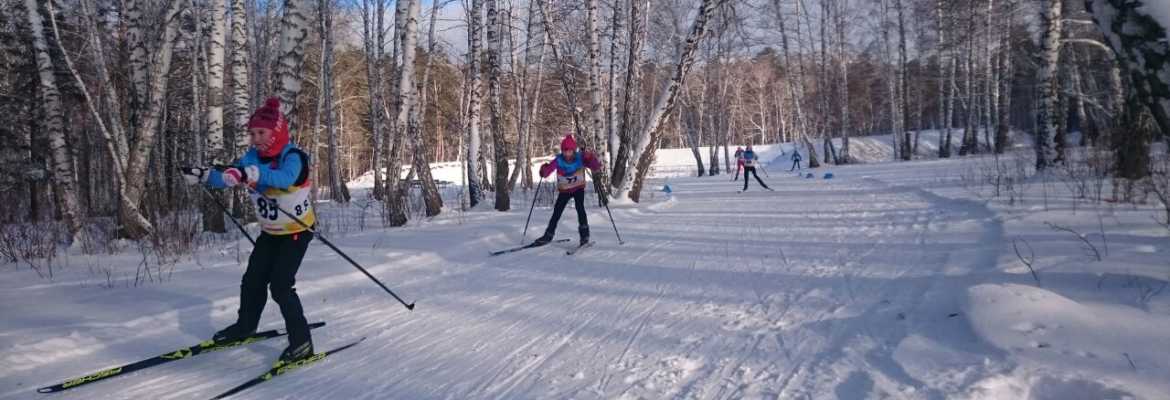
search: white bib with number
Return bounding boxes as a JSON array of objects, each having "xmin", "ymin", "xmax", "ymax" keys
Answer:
[
  {"xmin": 557, "ymin": 169, "xmax": 586, "ymax": 192},
  {"xmin": 251, "ymin": 184, "xmax": 315, "ymax": 235}
]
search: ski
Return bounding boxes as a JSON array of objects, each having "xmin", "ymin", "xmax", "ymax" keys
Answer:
[
  {"xmin": 566, "ymin": 241, "xmax": 593, "ymax": 256},
  {"xmin": 210, "ymin": 337, "xmax": 366, "ymax": 399},
  {"xmin": 36, "ymin": 322, "xmax": 326, "ymax": 394},
  {"xmin": 489, "ymin": 239, "xmax": 570, "ymax": 256}
]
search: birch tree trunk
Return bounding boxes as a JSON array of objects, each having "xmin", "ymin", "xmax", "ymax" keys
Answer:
[
  {"xmin": 202, "ymin": 0, "xmax": 229, "ymax": 233},
  {"xmin": 937, "ymin": 0, "xmax": 953, "ymax": 158},
  {"xmin": 584, "ymin": 0, "xmax": 610, "ymax": 190},
  {"xmin": 615, "ymin": 0, "xmax": 727, "ymax": 202},
  {"xmin": 465, "ymin": 0, "xmax": 484, "ymax": 207},
  {"xmin": 385, "ymin": 0, "xmax": 418, "ymax": 225},
  {"xmin": 507, "ymin": 0, "xmax": 545, "ymax": 191},
  {"xmin": 486, "ymin": 0, "xmax": 509, "ymax": 211},
  {"xmin": 318, "ymin": 0, "xmax": 348, "ymax": 203},
  {"xmin": 231, "ymin": 0, "xmax": 251, "ymax": 155},
  {"xmin": 896, "ymin": 0, "xmax": 911, "ymax": 160},
  {"xmin": 1034, "ymin": 0, "xmax": 1063, "ymax": 171},
  {"xmin": 610, "ymin": 0, "xmax": 648, "ymax": 191},
  {"xmin": 361, "ymin": 0, "xmax": 385, "ymax": 199},
  {"xmin": 607, "ymin": 0, "xmax": 625, "ymax": 173},
  {"xmin": 273, "ymin": 0, "xmax": 311, "ymax": 126},
  {"xmin": 409, "ymin": 0, "xmax": 443, "ymax": 216},
  {"xmin": 120, "ymin": 0, "xmax": 183, "ymax": 239},
  {"xmin": 207, "ymin": 0, "xmax": 227, "ymax": 164},
  {"xmin": 836, "ymin": 0, "xmax": 851, "ymax": 164},
  {"xmin": 995, "ymin": 0, "xmax": 1015, "ymax": 154},
  {"xmin": 24, "ymin": 0, "xmax": 82, "ymax": 237}
]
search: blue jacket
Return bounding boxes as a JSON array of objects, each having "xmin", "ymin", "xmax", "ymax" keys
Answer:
[{"xmin": 208, "ymin": 144, "xmax": 306, "ymax": 191}]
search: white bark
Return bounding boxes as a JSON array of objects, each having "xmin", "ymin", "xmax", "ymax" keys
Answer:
[
  {"xmin": 386, "ymin": 0, "xmax": 419, "ymax": 225},
  {"xmin": 274, "ymin": 0, "xmax": 311, "ymax": 123},
  {"xmin": 485, "ymin": 0, "xmax": 510, "ymax": 211},
  {"xmin": 230, "ymin": 0, "xmax": 251, "ymax": 154},
  {"xmin": 466, "ymin": 0, "xmax": 484, "ymax": 207},
  {"xmin": 614, "ymin": 0, "xmax": 727, "ymax": 202},
  {"xmin": 25, "ymin": 0, "xmax": 82, "ymax": 236},
  {"xmin": 1035, "ymin": 0, "xmax": 1063, "ymax": 170},
  {"xmin": 207, "ymin": 0, "xmax": 228, "ymax": 164},
  {"xmin": 120, "ymin": 0, "xmax": 184, "ymax": 239}
]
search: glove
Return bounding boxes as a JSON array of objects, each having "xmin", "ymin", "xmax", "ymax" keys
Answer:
[
  {"xmin": 180, "ymin": 167, "xmax": 209, "ymax": 185},
  {"xmin": 242, "ymin": 165, "xmax": 261, "ymax": 187},
  {"xmin": 222, "ymin": 168, "xmax": 243, "ymax": 187}
]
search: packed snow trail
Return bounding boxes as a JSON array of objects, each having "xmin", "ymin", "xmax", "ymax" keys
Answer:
[{"xmin": 2, "ymin": 158, "xmax": 1165, "ymax": 399}]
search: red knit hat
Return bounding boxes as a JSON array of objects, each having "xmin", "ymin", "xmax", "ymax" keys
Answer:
[
  {"xmin": 560, "ymin": 134, "xmax": 577, "ymax": 152},
  {"xmin": 247, "ymin": 97, "xmax": 289, "ymax": 157}
]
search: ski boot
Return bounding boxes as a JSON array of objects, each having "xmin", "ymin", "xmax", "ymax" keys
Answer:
[
  {"xmin": 212, "ymin": 323, "xmax": 256, "ymax": 344},
  {"xmin": 278, "ymin": 338, "xmax": 314, "ymax": 364},
  {"xmin": 533, "ymin": 232, "xmax": 554, "ymax": 246}
]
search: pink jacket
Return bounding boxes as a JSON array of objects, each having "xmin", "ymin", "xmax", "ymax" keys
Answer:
[{"xmin": 540, "ymin": 151, "xmax": 602, "ymax": 192}]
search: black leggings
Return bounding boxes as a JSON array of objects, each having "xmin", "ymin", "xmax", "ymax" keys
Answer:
[
  {"xmin": 545, "ymin": 189, "xmax": 588, "ymax": 236},
  {"xmin": 743, "ymin": 167, "xmax": 770, "ymax": 190},
  {"xmin": 237, "ymin": 231, "xmax": 313, "ymax": 344}
]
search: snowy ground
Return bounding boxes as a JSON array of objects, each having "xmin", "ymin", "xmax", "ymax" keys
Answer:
[{"xmin": 2, "ymin": 139, "xmax": 1169, "ymax": 399}]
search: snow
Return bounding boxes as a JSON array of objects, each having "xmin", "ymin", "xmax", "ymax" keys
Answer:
[{"xmin": 2, "ymin": 140, "xmax": 1169, "ymax": 399}]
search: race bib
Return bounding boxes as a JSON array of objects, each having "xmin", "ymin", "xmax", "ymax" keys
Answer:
[
  {"xmin": 557, "ymin": 169, "xmax": 586, "ymax": 192},
  {"xmin": 250, "ymin": 184, "xmax": 315, "ymax": 235}
]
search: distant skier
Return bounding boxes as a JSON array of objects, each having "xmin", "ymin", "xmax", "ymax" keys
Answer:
[
  {"xmin": 733, "ymin": 147, "xmax": 745, "ymax": 181},
  {"xmin": 790, "ymin": 149, "xmax": 803, "ymax": 171},
  {"xmin": 534, "ymin": 134, "xmax": 602, "ymax": 246},
  {"xmin": 180, "ymin": 97, "xmax": 316, "ymax": 363},
  {"xmin": 741, "ymin": 145, "xmax": 772, "ymax": 192}
]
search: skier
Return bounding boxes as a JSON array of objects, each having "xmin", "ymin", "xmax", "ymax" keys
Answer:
[
  {"xmin": 533, "ymin": 134, "xmax": 602, "ymax": 246},
  {"xmin": 180, "ymin": 97, "xmax": 317, "ymax": 363},
  {"xmin": 732, "ymin": 147, "xmax": 745, "ymax": 181},
  {"xmin": 790, "ymin": 149, "xmax": 803, "ymax": 171},
  {"xmin": 741, "ymin": 145, "xmax": 772, "ymax": 192}
]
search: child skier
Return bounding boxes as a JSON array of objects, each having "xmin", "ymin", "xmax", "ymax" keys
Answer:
[
  {"xmin": 180, "ymin": 97, "xmax": 317, "ymax": 363},
  {"xmin": 533, "ymin": 134, "xmax": 602, "ymax": 246},
  {"xmin": 741, "ymin": 145, "xmax": 772, "ymax": 192},
  {"xmin": 790, "ymin": 149, "xmax": 803, "ymax": 171},
  {"xmin": 733, "ymin": 147, "xmax": 745, "ymax": 181}
]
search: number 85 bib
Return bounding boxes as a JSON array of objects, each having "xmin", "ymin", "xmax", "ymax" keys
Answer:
[{"xmin": 251, "ymin": 184, "xmax": 315, "ymax": 235}]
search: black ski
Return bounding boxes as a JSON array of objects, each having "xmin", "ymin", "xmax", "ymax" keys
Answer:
[
  {"xmin": 489, "ymin": 238, "xmax": 570, "ymax": 256},
  {"xmin": 36, "ymin": 322, "xmax": 326, "ymax": 394},
  {"xmin": 566, "ymin": 241, "xmax": 593, "ymax": 256},
  {"xmin": 210, "ymin": 337, "xmax": 366, "ymax": 399}
]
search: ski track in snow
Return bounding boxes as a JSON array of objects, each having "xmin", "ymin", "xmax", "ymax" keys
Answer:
[{"xmin": 2, "ymin": 154, "xmax": 1168, "ymax": 399}]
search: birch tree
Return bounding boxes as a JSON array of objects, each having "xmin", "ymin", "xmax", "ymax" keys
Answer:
[
  {"xmin": 273, "ymin": 0, "xmax": 311, "ymax": 124},
  {"xmin": 1034, "ymin": 0, "xmax": 1063, "ymax": 171},
  {"xmin": 361, "ymin": 0, "xmax": 385, "ymax": 198},
  {"xmin": 465, "ymin": 0, "xmax": 484, "ymax": 208},
  {"xmin": 23, "ymin": 0, "xmax": 82, "ymax": 237},
  {"xmin": 409, "ymin": 0, "xmax": 444, "ymax": 216},
  {"xmin": 319, "ymin": 0, "xmax": 349, "ymax": 202},
  {"xmin": 485, "ymin": 0, "xmax": 510, "ymax": 211},
  {"xmin": 615, "ymin": 0, "xmax": 729, "ymax": 202}
]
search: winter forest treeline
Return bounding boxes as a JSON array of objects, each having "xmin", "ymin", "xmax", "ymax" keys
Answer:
[{"xmin": 0, "ymin": 0, "xmax": 1168, "ymax": 241}]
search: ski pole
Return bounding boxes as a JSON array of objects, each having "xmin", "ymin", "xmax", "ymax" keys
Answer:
[
  {"xmin": 589, "ymin": 170, "xmax": 624, "ymax": 245},
  {"xmin": 521, "ymin": 176, "xmax": 545, "ymax": 243},
  {"xmin": 201, "ymin": 186, "xmax": 256, "ymax": 245},
  {"xmin": 760, "ymin": 164, "xmax": 770, "ymax": 178},
  {"xmin": 247, "ymin": 187, "xmax": 416, "ymax": 311},
  {"xmin": 178, "ymin": 167, "xmax": 256, "ymax": 245}
]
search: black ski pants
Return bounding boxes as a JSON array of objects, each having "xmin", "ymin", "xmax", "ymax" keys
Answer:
[
  {"xmin": 236, "ymin": 231, "xmax": 313, "ymax": 345},
  {"xmin": 544, "ymin": 189, "xmax": 588, "ymax": 239},
  {"xmin": 743, "ymin": 167, "xmax": 770, "ymax": 191}
]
